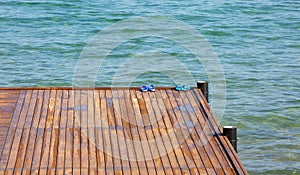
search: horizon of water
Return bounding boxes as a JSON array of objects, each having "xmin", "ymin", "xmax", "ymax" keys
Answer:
[{"xmin": 0, "ymin": 1, "xmax": 299, "ymax": 174}]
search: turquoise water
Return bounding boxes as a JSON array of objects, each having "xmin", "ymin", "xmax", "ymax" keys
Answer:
[{"xmin": 0, "ymin": 0, "xmax": 299, "ymax": 174}]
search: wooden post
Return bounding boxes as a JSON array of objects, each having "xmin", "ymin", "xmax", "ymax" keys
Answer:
[
  {"xmin": 197, "ymin": 81, "xmax": 209, "ymax": 103},
  {"xmin": 223, "ymin": 126, "xmax": 238, "ymax": 152}
]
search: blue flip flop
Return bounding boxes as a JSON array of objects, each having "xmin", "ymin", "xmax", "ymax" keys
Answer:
[
  {"xmin": 182, "ymin": 85, "xmax": 190, "ymax": 91},
  {"xmin": 176, "ymin": 84, "xmax": 190, "ymax": 91},
  {"xmin": 140, "ymin": 85, "xmax": 148, "ymax": 92},
  {"xmin": 175, "ymin": 84, "xmax": 183, "ymax": 91},
  {"xmin": 148, "ymin": 84, "xmax": 155, "ymax": 92}
]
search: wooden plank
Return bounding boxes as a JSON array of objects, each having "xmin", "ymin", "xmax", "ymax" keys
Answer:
[
  {"xmin": 5, "ymin": 90, "xmax": 32, "ymax": 172},
  {"xmin": 29, "ymin": 90, "xmax": 50, "ymax": 174},
  {"xmin": 0, "ymin": 91, "xmax": 19, "ymax": 100},
  {"xmin": 191, "ymin": 89, "xmax": 247, "ymax": 174},
  {"xmin": 153, "ymin": 90, "xmax": 183, "ymax": 174},
  {"xmin": 106, "ymin": 90, "xmax": 123, "ymax": 175},
  {"xmin": 183, "ymin": 91, "xmax": 235, "ymax": 174},
  {"xmin": 21, "ymin": 90, "xmax": 43, "ymax": 175},
  {"xmin": 0, "ymin": 90, "xmax": 19, "ymax": 95},
  {"xmin": 47, "ymin": 90, "xmax": 62, "ymax": 174},
  {"xmin": 184, "ymin": 90, "xmax": 220, "ymax": 175},
  {"xmin": 141, "ymin": 91, "xmax": 168, "ymax": 175},
  {"xmin": 194, "ymin": 89, "xmax": 247, "ymax": 174},
  {"xmin": 13, "ymin": 90, "xmax": 38, "ymax": 174},
  {"xmin": 177, "ymin": 90, "xmax": 226, "ymax": 175},
  {"xmin": 99, "ymin": 90, "xmax": 114, "ymax": 173},
  {"xmin": 80, "ymin": 90, "xmax": 89, "ymax": 175},
  {"xmin": 73, "ymin": 90, "xmax": 81, "ymax": 175},
  {"xmin": 87, "ymin": 90, "xmax": 97, "ymax": 174},
  {"xmin": 162, "ymin": 90, "xmax": 206, "ymax": 174},
  {"xmin": 38, "ymin": 90, "xmax": 56, "ymax": 174},
  {"xmin": 0, "ymin": 90, "xmax": 24, "ymax": 163},
  {"xmin": 150, "ymin": 91, "xmax": 182, "ymax": 174},
  {"xmin": 220, "ymin": 136, "xmax": 248, "ymax": 175},
  {"xmin": 65, "ymin": 90, "xmax": 74, "ymax": 175},
  {"xmin": 157, "ymin": 90, "xmax": 182, "ymax": 174},
  {"xmin": 11, "ymin": 90, "xmax": 31, "ymax": 130},
  {"xmin": 166, "ymin": 90, "xmax": 202, "ymax": 174},
  {"xmin": 212, "ymin": 136, "xmax": 236, "ymax": 174},
  {"xmin": 184, "ymin": 94, "xmax": 222, "ymax": 175},
  {"xmin": 192, "ymin": 89, "xmax": 222, "ymax": 134},
  {"xmin": 197, "ymin": 89, "xmax": 248, "ymax": 174},
  {"xmin": 118, "ymin": 90, "xmax": 140, "ymax": 175},
  {"xmin": 0, "ymin": 134, "xmax": 18, "ymax": 168},
  {"xmin": 0, "ymin": 105, "xmax": 15, "ymax": 114},
  {"xmin": 56, "ymin": 90, "xmax": 68, "ymax": 174},
  {"xmin": 94, "ymin": 90, "xmax": 106, "ymax": 175},
  {"xmin": 124, "ymin": 89, "xmax": 149, "ymax": 174},
  {"xmin": 73, "ymin": 128, "xmax": 81, "ymax": 175},
  {"xmin": 111, "ymin": 90, "xmax": 132, "ymax": 175},
  {"xmin": 131, "ymin": 90, "xmax": 157, "ymax": 175},
  {"xmin": 184, "ymin": 91, "xmax": 232, "ymax": 174},
  {"xmin": 0, "ymin": 117, "xmax": 14, "ymax": 124},
  {"xmin": 0, "ymin": 98, "xmax": 18, "ymax": 103}
]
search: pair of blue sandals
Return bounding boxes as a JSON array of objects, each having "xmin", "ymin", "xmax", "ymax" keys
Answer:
[
  {"xmin": 140, "ymin": 84, "xmax": 190, "ymax": 92},
  {"xmin": 140, "ymin": 84, "xmax": 155, "ymax": 92},
  {"xmin": 175, "ymin": 84, "xmax": 190, "ymax": 91}
]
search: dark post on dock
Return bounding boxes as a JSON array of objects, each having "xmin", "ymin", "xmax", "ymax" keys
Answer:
[
  {"xmin": 223, "ymin": 126, "xmax": 238, "ymax": 152},
  {"xmin": 197, "ymin": 81, "xmax": 209, "ymax": 102}
]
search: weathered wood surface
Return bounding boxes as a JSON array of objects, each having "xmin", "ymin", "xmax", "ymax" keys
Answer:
[
  {"xmin": 0, "ymin": 90, "xmax": 20, "ymax": 158},
  {"xmin": 0, "ymin": 88, "xmax": 248, "ymax": 175}
]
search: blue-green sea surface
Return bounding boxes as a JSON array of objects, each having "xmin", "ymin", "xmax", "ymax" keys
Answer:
[{"xmin": 0, "ymin": 0, "xmax": 299, "ymax": 174}]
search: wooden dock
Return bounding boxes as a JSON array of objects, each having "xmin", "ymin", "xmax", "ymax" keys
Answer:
[{"xmin": 0, "ymin": 87, "xmax": 248, "ymax": 174}]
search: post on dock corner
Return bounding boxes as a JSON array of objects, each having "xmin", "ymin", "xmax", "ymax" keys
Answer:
[
  {"xmin": 197, "ymin": 81, "xmax": 209, "ymax": 103},
  {"xmin": 223, "ymin": 126, "xmax": 238, "ymax": 152}
]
